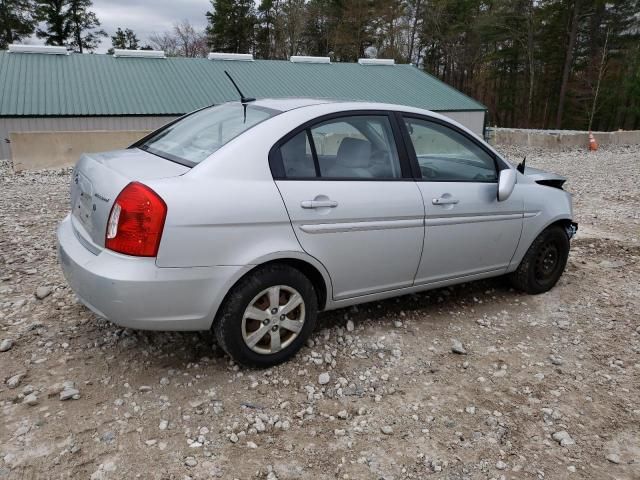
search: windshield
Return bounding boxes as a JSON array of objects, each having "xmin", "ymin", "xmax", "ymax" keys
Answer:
[{"xmin": 139, "ymin": 103, "xmax": 278, "ymax": 166}]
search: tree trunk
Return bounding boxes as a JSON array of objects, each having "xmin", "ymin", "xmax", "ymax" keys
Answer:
[
  {"xmin": 76, "ymin": 26, "xmax": 82, "ymax": 53},
  {"xmin": 526, "ymin": 0, "xmax": 534, "ymax": 128},
  {"xmin": 555, "ymin": 0, "xmax": 580, "ymax": 129},
  {"xmin": 407, "ymin": 0, "xmax": 422, "ymax": 63}
]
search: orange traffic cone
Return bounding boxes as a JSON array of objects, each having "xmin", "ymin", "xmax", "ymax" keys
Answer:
[{"xmin": 588, "ymin": 131, "xmax": 598, "ymax": 151}]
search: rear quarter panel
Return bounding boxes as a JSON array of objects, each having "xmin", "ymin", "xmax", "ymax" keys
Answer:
[{"xmin": 150, "ymin": 175, "xmax": 301, "ymax": 268}]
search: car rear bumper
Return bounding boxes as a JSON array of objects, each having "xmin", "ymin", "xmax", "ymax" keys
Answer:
[{"xmin": 57, "ymin": 215, "xmax": 247, "ymax": 331}]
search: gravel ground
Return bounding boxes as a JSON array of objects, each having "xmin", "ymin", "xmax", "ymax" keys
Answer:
[{"xmin": 1, "ymin": 145, "xmax": 639, "ymax": 480}]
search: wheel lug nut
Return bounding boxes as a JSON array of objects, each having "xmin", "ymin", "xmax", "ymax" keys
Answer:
[
  {"xmin": 271, "ymin": 325, "xmax": 278, "ymax": 331},
  {"xmin": 271, "ymin": 308, "xmax": 278, "ymax": 314},
  {"xmin": 263, "ymin": 319, "xmax": 269, "ymax": 325},
  {"xmin": 280, "ymin": 314, "xmax": 285, "ymax": 320}
]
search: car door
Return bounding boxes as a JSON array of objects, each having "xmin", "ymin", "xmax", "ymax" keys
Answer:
[
  {"xmin": 399, "ymin": 114, "xmax": 524, "ymax": 285},
  {"xmin": 271, "ymin": 112, "xmax": 425, "ymax": 300}
]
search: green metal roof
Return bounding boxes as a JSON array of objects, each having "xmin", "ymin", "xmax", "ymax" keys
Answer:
[{"xmin": 0, "ymin": 51, "xmax": 486, "ymax": 117}]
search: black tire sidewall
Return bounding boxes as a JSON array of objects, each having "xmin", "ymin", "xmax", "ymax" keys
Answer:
[
  {"xmin": 215, "ymin": 266, "xmax": 318, "ymax": 367},
  {"xmin": 526, "ymin": 226, "xmax": 570, "ymax": 293}
]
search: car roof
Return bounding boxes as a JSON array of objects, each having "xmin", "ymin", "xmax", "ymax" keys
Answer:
[
  {"xmin": 250, "ymin": 97, "xmax": 442, "ymax": 115},
  {"xmin": 247, "ymin": 97, "xmax": 496, "ymax": 156},
  {"xmin": 251, "ymin": 98, "xmax": 336, "ymax": 111},
  {"xmin": 249, "ymin": 97, "xmax": 457, "ymax": 126}
]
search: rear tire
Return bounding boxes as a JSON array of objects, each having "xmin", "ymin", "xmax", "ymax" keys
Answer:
[
  {"xmin": 213, "ymin": 264, "xmax": 318, "ymax": 368},
  {"xmin": 509, "ymin": 225, "xmax": 570, "ymax": 294}
]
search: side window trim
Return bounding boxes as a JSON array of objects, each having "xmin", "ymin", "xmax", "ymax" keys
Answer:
[
  {"xmin": 306, "ymin": 129, "xmax": 321, "ymax": 177},
  {"xmin": 268, "ymin": 110, "xmax": 413, "ymax": 181},
  {"xmin": 387, "ymin": 112, "xmax": 414, "ymax": 179},
  {"xmin": 397, "ymin": 112, "xmax": 500, "ymax": 182},
  {"xmin": 392, "ymin": 111, "xmax": 421, "ymax": 179}
]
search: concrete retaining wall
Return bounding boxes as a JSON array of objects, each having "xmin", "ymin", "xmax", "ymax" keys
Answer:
[
  {"xmin": 10, "ymin": 130, "xmax": 152, "ymax": 172},
  {"xmin": 489, "ymin": 128, "xmax": 640, "ymax": 149},
  {"xmin": 0, "ymin": 115, "xmax": 176, "ymax": 160}
]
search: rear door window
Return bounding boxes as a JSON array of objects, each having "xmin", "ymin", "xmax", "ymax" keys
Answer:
[
  {"xmin": 280, "ymin": 131, "xmax": 317, "ymax": 178},
  {"xmin": 275, "ymin": 115, "xmax": 403, "ymax": 180}
]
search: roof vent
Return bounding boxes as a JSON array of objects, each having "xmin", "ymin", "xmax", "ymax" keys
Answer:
[
  {"xmin": 113, "ymin": 49, "xmax": 166, "ymax": 59},
  {"xmin": 8, "ymin": 44, "xmax": 69, "ymax": 55},
  {"xmin": 358, "ymin": 58, "xmax": 395, "ymax": 66},
  {"xmin": 290, "ymin": 56, "xmax": 331, "ymax": 64},
  {"xmin": 208, "ymin": 52, "xmax": 254, "ymax": 61}
]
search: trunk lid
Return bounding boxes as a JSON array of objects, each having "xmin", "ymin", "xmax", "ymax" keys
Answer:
[{"xmin": 70, "ymin": 148, "xmax": 188, "ymax": 248}]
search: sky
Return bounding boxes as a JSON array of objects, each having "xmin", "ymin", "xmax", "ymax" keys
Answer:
[{"xmin": 27, "ymin": 0, "xmax": 211, "ymax": 53}]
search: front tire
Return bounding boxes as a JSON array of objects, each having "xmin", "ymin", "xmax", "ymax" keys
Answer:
[
  {"xmin": 509, "ymin": 225, "xmax": 570, "ymax": 294},
  {"xmin": 213, "ymin": 264, "xmax": 318, "ymax": 367}
]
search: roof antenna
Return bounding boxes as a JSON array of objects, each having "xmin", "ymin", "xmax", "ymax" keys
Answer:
[
  {"xmin": 517, "ymin": 155, "xmax": 526, "ymax": 174},
  {"xmin": 224, "ymin": 71, "xmax": 255, "ymax": 104},
  {"xmin": 224, "ymin": 70, "xmax": 254, "ymax": 123}
]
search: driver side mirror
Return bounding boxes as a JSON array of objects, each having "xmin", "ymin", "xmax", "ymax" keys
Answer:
[{"xmin": 498, "ymin": 169, "xmax": 516, "ymax": 202}]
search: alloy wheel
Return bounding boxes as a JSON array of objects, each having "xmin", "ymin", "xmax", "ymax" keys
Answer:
[{"xmin": 241, "ymin": 285, "xmax": 305, "ymax": 355}]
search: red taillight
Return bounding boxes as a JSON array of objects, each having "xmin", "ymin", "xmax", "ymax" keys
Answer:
[{"xmin": 105, "ymin": 182, "xmax": 167, "ymax": 257}]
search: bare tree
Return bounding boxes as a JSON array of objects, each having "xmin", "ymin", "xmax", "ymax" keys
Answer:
[
  {"xmin": 174, "ymin": 20, "xmax": 208, "ymax": 57},
  {"xmin": 149, "ymin": 20, "xmax": 207, "ymax": 57},
  {"xmin": 148, "ymin": 30, "xmax": 178, "ymax": 55},
  {"xmin": 588, "ymin": 28, "xmax": 610, "ymax": 131}
]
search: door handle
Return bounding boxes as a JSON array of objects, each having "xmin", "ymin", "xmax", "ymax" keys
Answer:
[
  {"xmin": 432, "ymin": 197, "xmax": 459, "ymax": 205},
  {"xmin": 301, "ymin": 199, "xmax": 338, "ymax": 209}
]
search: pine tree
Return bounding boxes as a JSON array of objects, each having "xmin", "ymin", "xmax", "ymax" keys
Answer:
[
  {"xmin": 300, "ymin": 0, "xmax": 333, "ymax": 57},
  {"xmin": 35, "ymin": 0, "xmax": 71, "ymax": 46},
  {"xmin": 256, "ymin": 0, "xmax": 280, "ymax": 59},
  {"xmin": 252, "ymin": 0, "xmax": 640, "ymax": 129},
  {"xmin": 0, "ymin": 0, "xmax": 36, "ymax": 48},
  {"xmin": 282, "ymin": 0, "xmax": 306, "ymax": 57},
  {"xmin": 66, "ymin": 0, "xmax": 106, "ymax": 53},
  {"xmin": 332, "ymin": 0, "xmax": 376, "ymax": 61},
  {"xmin": 108, "ymin": 27, "xmax": 140, "ymax": 54},
  {"xmin": 35, "ymin": 0, "xmax": 106, "ymax": 52},
  {"xmin": 206, "ymin": 0, "xmax": 257, "ymax": 53}
]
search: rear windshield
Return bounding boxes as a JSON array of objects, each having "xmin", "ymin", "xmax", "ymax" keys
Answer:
[{"xmin": 139, "ymin": 103, "xmax": 278, "ymax": 166}]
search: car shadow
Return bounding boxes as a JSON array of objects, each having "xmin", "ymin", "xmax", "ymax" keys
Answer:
[
  {"xmin": 315, "ymin": 276, "xmax": 521, "ymax": 331},
  {"xmin": 85, "ymin": 276, "xmax": 521, "ymax": 369}
]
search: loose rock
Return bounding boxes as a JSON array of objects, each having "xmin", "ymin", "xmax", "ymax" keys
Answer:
[
  {"xmin": 6, "ymin": 373, "xmax": 24, "ymax": 389},
  {"xmin": 0, "ymin": 339, "xmax": 13, "ymax": 352},
  {"xmin": 60, "ymin": 388, "xmax": 80, "ymax": 401},
  {"xmin": 605, "ymin": 453, "xmax": 621, "ymax": 464},
  {"xmin": 552, "ymin": 430, "xmax": 575, "ymax": 447},
  {"xmin": 451, "ymin": 339, "xmax": 467, "ymax": 355},
  {"xmin": 23, "ymin": 393, "xmax": 39, "ymax": 406},
  {"xmin": 35, "ymin": 286, "xmax": 52, "ymax": 299}
]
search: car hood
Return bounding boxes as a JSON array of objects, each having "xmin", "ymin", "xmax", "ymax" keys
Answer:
[{"xmin": 523, "ymin": 166, "xmax": 567, "ymax": 183}]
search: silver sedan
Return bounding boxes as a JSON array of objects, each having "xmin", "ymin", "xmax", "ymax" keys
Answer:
[{"xmin": 57, "ymin": 98, "xmax": 577, "ymax": 366}]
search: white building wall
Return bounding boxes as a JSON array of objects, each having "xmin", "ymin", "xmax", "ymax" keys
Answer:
[
  {"xmin": 0, "ymin": 116, "xmax": 177, "ymax": 160},
  {"xmin": 438, "ymin": 110, "xmax": 486, "ymax": 138}
]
